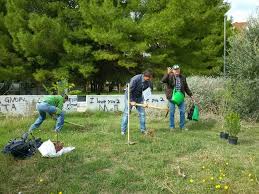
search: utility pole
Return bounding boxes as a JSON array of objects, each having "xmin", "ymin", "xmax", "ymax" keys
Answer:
[{"xmin": 224, "ymin": 14, "xmax": 227, "ymax": 77}]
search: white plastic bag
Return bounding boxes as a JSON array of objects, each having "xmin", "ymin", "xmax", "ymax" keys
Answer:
[
  {"xmin": 38, "ymin": 139, "xmax": 75, "ymax": 158},
  {"xmin": 143, "ymin": 87, "xmax": 152, "ymax": 101}
]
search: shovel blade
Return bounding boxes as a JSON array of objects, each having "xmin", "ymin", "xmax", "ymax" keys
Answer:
[{"xmin": 125, "ymin": 141, "xmax": 136, "ymax": 145}]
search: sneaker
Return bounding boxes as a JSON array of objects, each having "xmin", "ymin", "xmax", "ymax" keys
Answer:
[
  {"xmin": 121, "ymin": 131, "xmax": 126, "ymax": 136},
  {"xmin": 181, "ymin": 128, "xmax": 189, "ymax": 131}
]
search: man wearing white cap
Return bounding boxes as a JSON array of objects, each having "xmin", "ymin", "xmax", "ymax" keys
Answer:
[{"xmin": 161, "ymin": 65, "xmax": 194, "ymax": 131}]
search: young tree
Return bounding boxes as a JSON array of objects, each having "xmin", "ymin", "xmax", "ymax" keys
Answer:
[{"xmin": 227, "ymin": 11, "xmax": 259, "ymax": 119}]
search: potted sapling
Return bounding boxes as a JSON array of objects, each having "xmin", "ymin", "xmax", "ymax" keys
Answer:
[
  {"xmin": 220, "ymin": 131, "xmax": 229, "ymax": 140},
  {"xmin": 219, "ymin": 88, "xmax": 232, "ymax": 140},
  {"xmin": 225, "ymin": 112, "xmax": 241, "ymax": 145}
]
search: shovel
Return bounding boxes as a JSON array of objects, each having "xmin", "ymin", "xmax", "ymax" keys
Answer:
[
  {"xmin": 135, "ymin": 103, "xmax": 169, "ymax": 111},
  {"xmin": 126, "ymin": 83, "xmax": 136, "ymax": 145},
  {"xmin": 135, "ymin": 103, "xmax": 169, "ymax": 118},
  {"xmin": 64, "ymin": 121, "xmax": 85, "ymax": 128},
  {"xmin": 52, "ymin": 114, "xmax": 85, "ymax": 129}
]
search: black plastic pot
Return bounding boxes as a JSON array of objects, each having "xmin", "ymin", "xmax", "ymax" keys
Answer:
[
  {"xmin": 228, "ymin": 136, "xmax": 238, "ymax": 145},
  {"xmin": 220, "ymin": 132, "xmax": 229, "ymax": 139}
]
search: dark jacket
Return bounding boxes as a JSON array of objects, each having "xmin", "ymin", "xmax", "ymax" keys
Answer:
[
  {"xmin": 126, "ymin": 74, "xmax": 152, "ymax": 102},
  {"xmin": 161, "ymin": 73, "xmax": 192, "ymax": 100}
]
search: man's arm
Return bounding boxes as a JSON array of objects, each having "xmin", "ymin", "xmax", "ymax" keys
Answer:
[
  {"xmin": 129, "ymin": 78, "xmax": 137, "ymax": 102},
  {"xmin": 161, "ymin": 68, "xmax": 172, "ymax": 83},
  {"xmin": 161, "ymin": 74, "xmax": 169, "ymax": 83}
]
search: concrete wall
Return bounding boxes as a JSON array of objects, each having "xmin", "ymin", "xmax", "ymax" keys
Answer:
[{"xmin": 0, "ymin": 95, "xmax": 168, "ymax": 115}]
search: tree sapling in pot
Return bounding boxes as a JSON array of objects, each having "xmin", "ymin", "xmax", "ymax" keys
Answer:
[
  {"xmin": 225, "ymin": 112, "xmax": 241, "ymax": 145},
  {"xmin": 220, "ymin": 131, "xmax": 229, "ymax": 139}
]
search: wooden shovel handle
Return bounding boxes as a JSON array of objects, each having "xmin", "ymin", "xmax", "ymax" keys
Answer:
[
  {"xmin": 135, "ymin": 103, "xmax": 169, "ymax": 111},
  {"xmin": 64, "ymin": 121, "xmax": 85, "ymax": 128}
]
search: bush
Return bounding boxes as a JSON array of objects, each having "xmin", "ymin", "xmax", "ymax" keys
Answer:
[
  {"xmin": 224, "ymin": 112, "xmax": 241, "ymax": 137},
  {"xmin": 182, "ymin": 74, "xmax": 257, "ymax": 121},
  {"xmin": 186, "ymin": 76, "xmax": 226, "ymax": 114}
]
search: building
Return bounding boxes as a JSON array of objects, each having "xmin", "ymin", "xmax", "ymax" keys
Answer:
[{"xmin": 232, "ymin": 22, "xmax": 248, "ymax": 31}]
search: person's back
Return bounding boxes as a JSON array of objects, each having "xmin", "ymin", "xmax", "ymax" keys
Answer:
[
  {"xmin": 120, "ymin": 70, "xmax": 153, "ymax": 135},
  {"xmin": 42, "ymin": 95, "xmax": 63, "ymax": 106},
  {"xmin": 41, "ymin": 95, "xmax": 64, "ymax": 114},
  {"xmin": 125, "ymin": 74, "xmax": 152, "ymax": 102},
  {"xmin": 28, "ymin": 94, "xmax": 68, "ymax": 134}
]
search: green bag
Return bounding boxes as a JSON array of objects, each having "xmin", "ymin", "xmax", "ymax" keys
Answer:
[
  {"xmin": 192, "ymin": 105, "xmax": 199, "ymax": 121},
  {"xmin": 172, "ymin": 89, "xmax": 184, "ymax": 105}
]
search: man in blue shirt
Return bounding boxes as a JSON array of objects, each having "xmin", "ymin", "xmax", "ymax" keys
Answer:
[{"xmin": 121, "ymin": 70, "xmax": 153, "ymax": 135}]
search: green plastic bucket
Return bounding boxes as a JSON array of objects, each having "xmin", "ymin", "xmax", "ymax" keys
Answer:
[
  {"xmin": 172, "ymin": 89, "xmax": 184, "ymax": 105},
  {"xmin": 192, "ymin": 105, "xmax": 199, "ymax": 121}
]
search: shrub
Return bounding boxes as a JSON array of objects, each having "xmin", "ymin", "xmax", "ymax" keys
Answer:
[
  {"xmin": 162, "ymin": 74, "xmax": 256, "ymax": 121},
  {"xmin": 186, "ymin": 76, "xmax": 226, "ymax": 114},
  {"xmin": 224, "ymin": 112, "xmax": 241, "ymax": 137}
]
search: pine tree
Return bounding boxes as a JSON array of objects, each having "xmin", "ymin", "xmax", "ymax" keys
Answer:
[
  {"xmin": 0, "ymin": 0, "xmax": 233, "ymax": 93},
  {"xmin": 4, "ymin": 0, "xmax": 75, "ymax": 90},
  {"xmin": 140, "ymin": 0, "xmax": 231, "ymax": 75},
  {"xmin": 0, "ymin": 0, "xmax": 25, "ymax": 80}
]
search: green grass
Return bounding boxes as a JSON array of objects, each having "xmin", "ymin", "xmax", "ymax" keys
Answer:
[{"xmin": 0, "ymin": 112, "xmax": 258, "ymax": 194}]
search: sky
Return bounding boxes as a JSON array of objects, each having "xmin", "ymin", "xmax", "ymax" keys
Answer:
[{"xmin": 225, "ymin": 0, "xmax": 259, "ymax": 22}]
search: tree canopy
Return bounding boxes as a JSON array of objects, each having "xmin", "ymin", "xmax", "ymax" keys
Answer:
[{"xmin": 0, "ymin": 0, "xmax": 231, "ymax": 93}]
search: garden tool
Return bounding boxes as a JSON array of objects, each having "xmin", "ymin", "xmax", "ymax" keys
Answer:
[
  {"xmin": 165, "ymin": 109, "xmax": 169, "ymax": 118},
  {"xmin": 64, "ymin": 120, "xmax": 85, "ymax": 128},
  {"xmin": 172, "ymin": 89, "xmax": 184, "ymax": 105},
  {"xmin": 51, "ymin": 114, "xmax": 85, "ymax": 128},
  {"xmin": 135, "ymin": 103, "xmax": 169, "ymax": 111},
  {"xmin": 126, "ymin": 83, "xmax": 136, "ymax": 145}
]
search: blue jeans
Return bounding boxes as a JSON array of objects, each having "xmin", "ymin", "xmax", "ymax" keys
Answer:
[
  {"xmin": 169, "ymin": 101, "xmax": 185, "ymax": 129},
  {"xmin": 29, "ymin": 102, "xmax": 64, "ymax": 132},
  {"xmin": 121, "ymin": 96, "xmax": 146, "ymax": 133}
]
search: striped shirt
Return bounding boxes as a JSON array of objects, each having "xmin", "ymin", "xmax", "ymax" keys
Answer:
[{"xmin": 175, "ymin": 76, "xmax": 181, "ymax": 91}]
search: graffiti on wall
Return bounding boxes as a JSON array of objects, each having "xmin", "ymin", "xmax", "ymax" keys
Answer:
[
  {"xmin": 87, "ymin": 96, "xmax": 123, "ymax": 112},
  {"xmin": 64, "ymin": 96, "xmax": 78, "ymax": 111},
  {"xmin": 0, "ymin": 96, "xmax": 27, "ymax": 112},
  {"xmin": 86, "ymin": 95, "xmax": 167, "ymax": 112},
  {"xmin": 0, "ymin": 94, "xmax": 168, "ymax": 115}
]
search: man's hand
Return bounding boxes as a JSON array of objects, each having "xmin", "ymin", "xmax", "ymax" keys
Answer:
[
  {"xmin": 143, "ymin": 103, "xmax": 148, "ymax": 108},
  {"xmin": 130, "ymin": 101, "xmax": 136, "ymax": 106}
]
